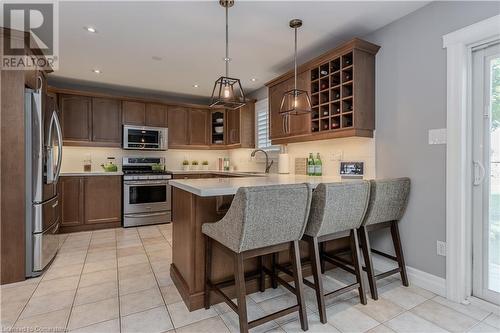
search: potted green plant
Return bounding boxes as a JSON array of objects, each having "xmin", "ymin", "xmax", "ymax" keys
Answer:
[
  {"xmin": 202, "ymin": 160, "xmax": 209, "ymax": 171},
  {"xmin": 182, "ymin": 160, "xmax": 190, "ymax": 171},
  {"xmin": 191, "ymin": 160, "xmax": 199, "ymax": 170}
]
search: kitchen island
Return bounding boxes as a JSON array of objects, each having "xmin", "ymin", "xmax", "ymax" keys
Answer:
[{"xmin": 169, "ymin": 174, "xmax": 350, "ymax": 311}]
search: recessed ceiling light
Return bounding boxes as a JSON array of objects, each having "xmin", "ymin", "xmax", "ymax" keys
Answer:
[
  {"xmin": 152, "ymin": 56, "xmax": 163, "ymax": 61},
  {"xmin": 250, "ymin": 78, "xmax": 257, "ymax": 82},
  {"xmin": 92, "ymin": 69, "xmax": 102, "ymax": 74},
  {"xmin": 193, "ymin": 84, "xmax": 199, "ymax": 88},
  {"xmin": 84, "ymin": 26, "xmax": 97, "ymax": 33}
]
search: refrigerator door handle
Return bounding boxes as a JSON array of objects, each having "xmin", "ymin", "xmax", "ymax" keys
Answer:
[
  {"xmin": 53, "ymin": 111, "xmax": 63, "ymax": 184},
  {"xmin": 46, "ymin": 110, "xmax": 63, "ymax": 184}
]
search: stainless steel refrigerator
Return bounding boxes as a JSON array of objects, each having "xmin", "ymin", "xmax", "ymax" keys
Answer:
[{"xmin": 25, "ymin": 80, "xmax": 63, "ymax": 277}]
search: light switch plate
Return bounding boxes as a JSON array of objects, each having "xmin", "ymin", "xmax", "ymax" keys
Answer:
[
  {"xmin": 429, "ymin": 128, "xmax": 447, "ymax": 145},
  {"xmin": 437, "ymin": 240, "xmax": 447, "ymax": 256}
]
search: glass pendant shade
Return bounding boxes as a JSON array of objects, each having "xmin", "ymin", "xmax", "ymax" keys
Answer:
[
  {"xmin": 280, "ymin": 19, "xmax": 311, "ymax": 116},
  {"xmin": 210, "ymin": 76, "xmax": 246, "ymax": 109},
  {"xmin": 279, "ymin": 88, "xmax": 312, "ymax": 115},
  {"xmin": 210, "ymin": 0, "xmax": 246, "ymax": 110}
]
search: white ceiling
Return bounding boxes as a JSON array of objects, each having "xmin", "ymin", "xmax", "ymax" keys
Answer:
[{"xmin": 53, "ymin": 1, "xmax": 429, "ymax": 98}]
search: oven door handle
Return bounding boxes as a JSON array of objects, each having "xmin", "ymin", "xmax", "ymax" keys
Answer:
[
  {"xmin": 124, "ymin": 181, "xmax": 169, "ymax": 186},
  {"xmin": 127, "ymin": 211, "xmax": 170, "ymax": 218}
]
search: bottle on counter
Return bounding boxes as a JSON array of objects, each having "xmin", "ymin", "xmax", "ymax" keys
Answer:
[
  {"xmin": 223, "ymin": 157, "xmax": 230, "ymax": 171},
  {"xmin": 83, "ymin": 154, "xmax": 92, "ymax": 172},
  {"xmin": 307, "ymin": 153, "xmax": 315, "ymax": 176},
  {"xmin": 314, "ymin": 153, "xmax": 322, "ymax": 176}
]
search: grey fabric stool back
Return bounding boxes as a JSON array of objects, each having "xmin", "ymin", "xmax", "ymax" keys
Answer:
[
  {"xmin": 362, "ymin": 177, "xmax": 410, "ymax": 226},
  {"xmin": 285, "ymin": 181, "xmax": 370, "ymax": 324},
  {"xmin": 202, "ymin": 183, "xmax": 313, "ymax": 253},
  {"xmin": 305, "ymin": 181, "xmax": 371, "ymax": 237},
  {"xmin": 359, "ymin": 177, "xmax": 411, "ymax": 301},
  {"xmin": 202, "ymin": 183, "xmax": 313, "ymax": 333}
]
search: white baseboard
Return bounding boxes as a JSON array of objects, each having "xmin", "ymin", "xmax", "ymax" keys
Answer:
[{"xmin": 371, "ymin": 254, "xmax": 446, "ymax": 297}]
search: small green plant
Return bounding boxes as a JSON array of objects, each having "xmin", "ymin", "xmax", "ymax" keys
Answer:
[
  {"xmin": 191, "ymin": 160, "xmax": 199, "ymax": 166},
  {"xmin": 182, "ymin": 160, "xmax": 189, "ymax": 165},
  {"xmin": 202, "ymin": 161, "xmax": 209, "ymax": 165}
]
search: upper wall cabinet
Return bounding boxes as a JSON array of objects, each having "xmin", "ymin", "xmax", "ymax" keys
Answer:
[
  {"xmin": 266, "ymin": 38, "xmax": 380, "ymax": 145},
  {"xmin": 59, "ymin": 94, "xmax": 121, "ymax": 147},
  {"xmin": 92, "ymin": 98, "xmax": 122, "ymax": 144},
  {"xmin": 167, "ymin": 106, "xmax": 189, "ymax": 147},
  {"xmin": 122, "ymin": 101, "xmax": 146, "ymax": 125},
  {"xmin": 59, "ymin": 94, "xmax": 92, "ymax": 142},
  {"xmin": 188, "ymin": 109, "xmax": 209, "ymax": 147},
  {"xmin": 122, "ymin": 101, "xmax": 169, "ymax": 127},
  {"xmin": 146, "ymin": 103, "xmax": 168, "ymax": 127},
  {"xmin": 225, "ymin": 103, "xmax": 255, "ymax": 148}
]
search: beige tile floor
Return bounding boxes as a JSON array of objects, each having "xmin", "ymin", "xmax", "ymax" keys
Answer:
[{"xmin": 1, "ymin": 224, "xmax": 499, "ymax": 333}]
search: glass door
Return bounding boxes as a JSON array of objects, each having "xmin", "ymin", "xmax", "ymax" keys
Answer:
[{"xmin": 472, "ymin": 43, "xmax": 500, "ymax": 305}]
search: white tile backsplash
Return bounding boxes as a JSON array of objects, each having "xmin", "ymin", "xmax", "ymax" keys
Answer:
[{"xmin": 61, "ymin": 136, "xmax": 375, "ymax": 179}]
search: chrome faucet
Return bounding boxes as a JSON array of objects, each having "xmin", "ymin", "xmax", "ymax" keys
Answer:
[{"xmin": 251, "ymin": 149, "xmax": 274, "ymax": 174}]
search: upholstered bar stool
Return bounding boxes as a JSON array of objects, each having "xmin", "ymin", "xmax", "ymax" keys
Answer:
[
  {"xmin": 202, "ymin": 184, "xmax": 313, "ymax": 333},
  {"xmin": 275, "ymin": 181, "xmax": 371, "ymax": 324},
  {"xmin": 358, "ymin": 178, "xmax": 411, "ymax": 300}
]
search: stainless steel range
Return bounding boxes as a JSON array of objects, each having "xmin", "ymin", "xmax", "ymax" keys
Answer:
[{"xmin": 122, "ymin": 157, "xmax": 172, "ymax": 227}]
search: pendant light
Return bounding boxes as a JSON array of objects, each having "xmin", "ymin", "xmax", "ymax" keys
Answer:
[
  {"xmin": 209, "ymin": 0, "xmax": 246, "ymax": 110},
  {"xmin": 279, "ymin": 19, "xmax": 311, "ymax": 116}
]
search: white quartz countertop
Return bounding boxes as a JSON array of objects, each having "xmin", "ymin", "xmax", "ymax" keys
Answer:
[
  {"xmin": 60, "ymin": 171, "xmax": 123, "ymax": 176},
  {"xmin": 169, "ymin": 174, "xmax": 342, "ymax": 197}
]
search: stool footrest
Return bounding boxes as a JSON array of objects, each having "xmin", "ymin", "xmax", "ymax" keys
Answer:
[
  {"xmin": 249, "ymin": 305, "xmax": 299, "ymax": 329},
  {"xmin": 322, "ymin": 253, "xmax": 356, "ymax": 275},
  {"xmin": 374, "ymin": 268, "xmax": 401, "ymax": 280},
  {"xmin": 371, "ymin": 248, "xmax": 398, "ymax": 261},
  {"xmin": 324, "ymin": 282, "xmax": 360, "ymax": 298}
]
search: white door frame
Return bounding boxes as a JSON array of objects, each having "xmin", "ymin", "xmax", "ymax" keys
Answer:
[{"xmin": 443, "ymin": 14, "xmax": 500, "ymax": 303}]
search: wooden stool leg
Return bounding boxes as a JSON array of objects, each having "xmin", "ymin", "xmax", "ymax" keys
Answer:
[
  {"xmin": 308, "ymin": 236, "xmax": 327, "ymax": 324},
  {"xmin": 271, "ymin": 252, "xmax": 278, "ymax": 289},
  {"xmin": 258, "ymin": 256, "xmax": 265, "ymax": 292},
  {"xmin": 359, "ymin": 226, "xmax": 378, "ymax": 300},
  {"xmin": 291, "ymin": 240, "xmax": 308, "ymax": 331},
  {"xmin": 319, "ymin": 242, "xmax": 326, "ymax": 274},
  {"xmin": 234, "ymin": 253, "xmax": 249, "ymax": 333},
  {"xmin": 350, "ymin": 229, "xmax": 367, "ymax": 305},
  {"xmin": 204, "ymin": 236, "xmax": 212, "ymax": 309},
  {"xmin": 390, "ymin": 221, "xmax": 409, "ymax": 287}
]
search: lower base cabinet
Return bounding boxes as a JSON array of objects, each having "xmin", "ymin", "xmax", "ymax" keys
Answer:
[{"xmin": 58, "ymin": 176, "xmax": 121, "ymax": 233}]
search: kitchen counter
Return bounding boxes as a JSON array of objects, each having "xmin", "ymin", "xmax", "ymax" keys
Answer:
[
  {"xmin": 167, "ymin": 169, "xmax": 266, "ymax": 177},
  {"xmin": 169, "ymin": 174, "xmax": 341, "ymax": 197},
  {"xmin": 60, "ymin": 171, "xmax": 123, "ymax": 176}
]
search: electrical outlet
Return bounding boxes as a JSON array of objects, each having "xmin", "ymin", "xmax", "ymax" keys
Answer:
[{"xmin": 437, "ymin": 241, "xmax": 447, "ymax": 256}]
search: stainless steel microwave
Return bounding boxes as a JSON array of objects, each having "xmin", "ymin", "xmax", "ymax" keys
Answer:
[{"xmin": 123, "ymin": 125, "xmax": 168, "ymax": 150}]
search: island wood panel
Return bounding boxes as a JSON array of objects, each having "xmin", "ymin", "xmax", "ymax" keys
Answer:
[
  {"xmin": 92, "ymin": 97, "xmax": 122, "ymax": 144},
  {"xmin": 170, "ymin": 187, "xmax": 348, "ymax": 310}
]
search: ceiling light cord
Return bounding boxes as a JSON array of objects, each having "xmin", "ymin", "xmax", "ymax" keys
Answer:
[
  {"xmin": 294, "ymin": 26, "xmax": 297, "ymax": 92},
  {"xmin": 225, "ymin": 5, "xmax": 229, "ymax": 78}
]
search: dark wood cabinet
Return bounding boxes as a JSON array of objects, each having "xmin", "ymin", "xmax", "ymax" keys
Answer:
[
  {"xmin": 122, "ymin": 101, "xmax": 146, "ymax": 125},
  {"xmin": 59, "ymin": 177, "xmax": 84, "ymax": 227},
  {"xmin": 59, "ymin": 94, "xmax": 91, "ymax": 142},
  {"xmin": 84, "ymin": 176, "xmax": 121, "ymax": 225},
  {"xmin": 168, "ymin": 106, "xmax": 189, "ymax": 146},
  {"xmin": 59, "ymin": 175, "xmax": 121, "ymax": 233},
  {"xmin": 92, "ymin": 97, "xmax": 122, "ymax": 145},
  {"xmin": 226, "ymin": 109, "xmax": 240, "ymax": 145},
  {"xmin": 188, "ymin": 109, "xmax": 209, "ymax": 146},
  {"xmin": 146, "ymin": 103, "xmax": 168, "ymax": 127},
  {"xmin": 266, "ymin": 38, "xmax": 379, "ymax": 144}
]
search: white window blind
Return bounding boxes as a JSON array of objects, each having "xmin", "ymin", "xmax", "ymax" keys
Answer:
[{"xmin": 255, "ymin": 99, "xmax": 278, "ymax": 151}]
